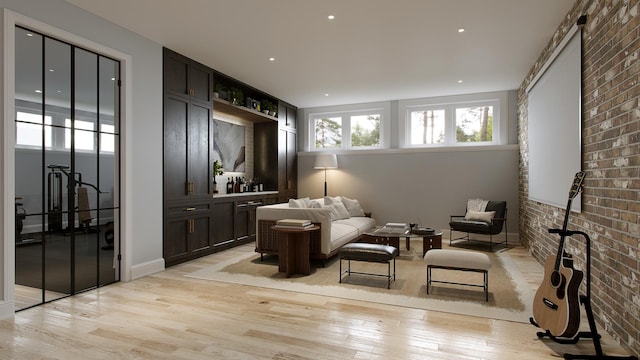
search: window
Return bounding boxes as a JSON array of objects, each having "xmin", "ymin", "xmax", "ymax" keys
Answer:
[
  {"xmin": 65, "ymin": 119, "xmax": 94, "ymax": 151},
  {"xmin": 310, "ymin": 109, "xmax": 384, "ymax": 150},
  {"xmin": 16, "ymin": 111, "xmax": 53, "ymax": 148},
  {"xmin": 100, "ymin": 124, "xmax": 115, "ymax": 153},
  {"xmin": 405, "ymin": 100, "xmax": 498, "ymax": 147},
  {"xmin": 314, "ymin": 116, "xmax": 342, "ymax": 149},
  {"xmin": 351, "ymin": 114, "xmax": 380, "ymax": 147},
  {"xmin": 455, "ymin": 106, "xmax": 493, "ymax": 143},
  {"xmin": 409, "ymin": 109, "xmax": 445, "ymax": 145}
]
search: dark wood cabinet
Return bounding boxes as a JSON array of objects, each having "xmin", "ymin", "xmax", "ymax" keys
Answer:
[
  {"xmin": 163, "ymin": 47, "xmax": 298, "ymax": 267},
  {"xmin": 212, "ymin": 197, "xmax": 235, "ymax": 247},
  {"xmin": 163, "ymin": 48, "xmax": 215, "ymax": 266},
  {"xmin": 163, "ymin": 201, "xmax": 213, "ymax": 267},
  {"xmin": 212, "ymin": 194, "xmax": 270, "ymax": 251},
  {"xmin": 277, "ymin": 101, "xmax": 298, "ymax": 202},
  {"xmin": 163, "ymin": 48, "xmax": 214, "ymax": 201}
]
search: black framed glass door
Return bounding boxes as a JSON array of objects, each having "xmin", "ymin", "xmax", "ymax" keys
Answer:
[{"xmin": 14, "ymin": 26, "xmax": 121, "ymax": 310}]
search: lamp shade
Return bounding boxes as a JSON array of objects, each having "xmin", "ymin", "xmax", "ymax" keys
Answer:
[{"xmin": 313, "ymin": 153, "xmax": 338, "ymax": 169}]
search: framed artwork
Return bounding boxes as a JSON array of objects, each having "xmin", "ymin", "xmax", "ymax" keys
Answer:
[{"xmin": 213, "ymin": 119, "xmax": 245, "ymax": 172}]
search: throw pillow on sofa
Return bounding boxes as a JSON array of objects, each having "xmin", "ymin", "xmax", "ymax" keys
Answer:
[
  {"xmin": 324, "ymin": 195, "xmax": 342, "ymax": 206},
  {"xmin": 289, "ymin": 197, "xmax": 312, "ymax": 208},
  {"xmin": 323, "ymin": 203, "xmax": 350, "ymax": 220},
  {"xmin": 341, "ymin": 196, "xmax": 365, "ymax": 217}
]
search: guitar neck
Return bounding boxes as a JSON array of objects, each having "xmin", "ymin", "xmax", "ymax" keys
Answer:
[{"xmin": 552, "ymin": 172, "xmax": 586, "ymax": 270}]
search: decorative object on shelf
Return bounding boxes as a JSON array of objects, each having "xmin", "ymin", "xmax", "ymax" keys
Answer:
[
  {"xmin": 268, "ymin": 102, "xmax": 278, "ymax": 117},
  {"xmin": 246, "ymin": 97, "xmax": 260, "ymax": 111},
  {"xmin": 214, "ymin": 120, "xmax": 246, "ymax": 172},
  {"xmin": 261, "ymin": 100, "xmax": 273, "ymax": 115},
  {"xmin": 313, "ymin": 153, "xmax": 338, "ymax": 196},
  {"xmin": 212, "ymin": 160, "xmax": 224, "ymax": 194},
  {"xmin": 229, "ymin": 87, "xmax": 244, "ymax": 106},
  {"xmin": 214, "ymin": 82, "xmax": 227, "ymax": 100}
]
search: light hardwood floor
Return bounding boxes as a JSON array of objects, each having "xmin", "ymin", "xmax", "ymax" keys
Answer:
[{"xmin": 0, "ymin": 242, "xmax": 635, "ymax": 359}]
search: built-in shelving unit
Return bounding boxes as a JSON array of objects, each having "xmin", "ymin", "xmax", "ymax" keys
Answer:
[
  {"xmin": 212, "ymin": 97, "xmax": 276, "ymax": 123},
  {"xmin": 163, "ymin": 47, "xmax": 297, "ymax": 267}
]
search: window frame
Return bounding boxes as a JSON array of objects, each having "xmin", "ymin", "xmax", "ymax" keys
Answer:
[
  {"xmin": 308, "ymin": 103, "xmax": 390, "ymax": 151},
  {"xmin": 402, "ymin": 97, "xmax": 502, "ymax": 148}
]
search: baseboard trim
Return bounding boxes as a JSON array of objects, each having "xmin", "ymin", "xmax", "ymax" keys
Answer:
[
  {"xmin": 0, "ymin": 300, "xmax": 15, "ymax": 321},
  {"xmin": 130, "ymin": 258, "xmax": 165, "ymax": 280}
]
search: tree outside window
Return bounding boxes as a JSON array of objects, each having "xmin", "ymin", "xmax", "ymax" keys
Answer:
[
  {"xmin": 314, "ymin": 117, "xmax": 342, "ymax": 149},
  {"xmin": 410, "ymin": 109, "xmax": 445, "ymax": 145},
  {"xmin": 455, "ymin": 106, "xmax": 492, "ymax": 143},
  {"xmin": 351, "ymin": 114, "xmax": 380, "ymax": 147}
]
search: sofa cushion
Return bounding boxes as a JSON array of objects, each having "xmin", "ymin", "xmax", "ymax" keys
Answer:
[
  {"xmin": 334, "ymin": 216, "xmax": 376, "ymax": 235},
  {"xmin": 324, "ymin": 195, "xmax": 342, "ymax": 206}
]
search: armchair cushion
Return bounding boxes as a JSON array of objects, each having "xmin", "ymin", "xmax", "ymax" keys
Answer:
[
  {"xmin": 450, "ymin": 200, "xmax": 506, "ymax": 235},
  {"xmin": 464, "ymin": 210, "xmax": 495, "ymax": 223}
]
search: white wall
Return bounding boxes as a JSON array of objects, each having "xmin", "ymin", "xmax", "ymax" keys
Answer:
[{"xmin": 0, "ymin": 0, "xmax": 163, "ymax": 319}]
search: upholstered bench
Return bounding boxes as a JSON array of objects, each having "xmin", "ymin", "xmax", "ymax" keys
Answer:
[
  {"xmin": 424, "ymin": 249, "xmax": 492, "ymax": 301},
  {"xmin": 339, "ymin": 243, "xmax": 399, "ymax": 289}
]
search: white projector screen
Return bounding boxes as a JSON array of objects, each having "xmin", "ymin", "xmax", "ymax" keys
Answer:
[{"xmin": 527, "ymin": 27, "xmax": 582, "ymax": 211}]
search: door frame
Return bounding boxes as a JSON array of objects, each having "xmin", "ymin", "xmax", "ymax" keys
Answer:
[{"xmin": 1, "ymin": 9, "xmax": 133, "ymax": 318}]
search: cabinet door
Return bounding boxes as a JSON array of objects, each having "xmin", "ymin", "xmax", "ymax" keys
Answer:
[
  {"xmin": 286, "ymin": 130, "xmax": 297, "ymax": 193},
  {"xmin": 213, "ymin": 200, "xmax": 235, "ymax": 246},
  {"xmin": 190, "ymin": 62, "xmax": 212, "ymax": 103},
  {"xmin": 286, "ymin": 105, "xmax": 297, "ymax": 130},
  {"xmin": 164, "ymin": 49, "xmax": 189, "ymax": 97},
  {"xmin": 164, "ymin": 95, "xmax": 189, "ymax": 200},
  {"xmin": 188, "ymin": 102, "xmax": 212, "ymax": 197},
  {"xmin": 164, "ymin": 217, "xmax": 189, "ymax": 264},
  {"xmin": 235, "ymin": 206, "xmax": 249, "ymax": 241},
  {"xmin": 190, "ymin": 214, "xmax": 212, "ymax": 253}
]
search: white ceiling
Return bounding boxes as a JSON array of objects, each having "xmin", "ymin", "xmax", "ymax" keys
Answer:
[{"xmin": 63, "ymin": 0, "xmax": 574, "ymax": 108}]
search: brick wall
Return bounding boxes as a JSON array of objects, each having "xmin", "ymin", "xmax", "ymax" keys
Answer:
[{"xmin": 518, "ymin": 0, "xmax": 639, "ymax": 355}]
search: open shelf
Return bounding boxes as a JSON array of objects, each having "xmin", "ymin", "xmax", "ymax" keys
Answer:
[{"xmin": 213, "ymin": 97, "xmax": 277, "ymax": 123}]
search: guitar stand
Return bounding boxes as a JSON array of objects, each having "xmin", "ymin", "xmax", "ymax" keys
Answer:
[{"xmin": 530, "ymin": 229, "xmax": 638, "ymax": 360}]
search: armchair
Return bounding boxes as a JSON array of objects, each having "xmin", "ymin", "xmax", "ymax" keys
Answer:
[{"xmin": 449, "ymin": 200, "xmax": 507, "ymax": 251}]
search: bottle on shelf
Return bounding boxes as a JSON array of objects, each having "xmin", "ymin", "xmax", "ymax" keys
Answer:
[{"xmin": 226, "ymin": 177, "xmax": 233, "ymax": 194}]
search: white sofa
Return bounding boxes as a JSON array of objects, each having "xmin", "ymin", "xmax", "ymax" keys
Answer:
[{"xmin": 255, "ymin": 197, "xmax": 376, "ymax": 261}]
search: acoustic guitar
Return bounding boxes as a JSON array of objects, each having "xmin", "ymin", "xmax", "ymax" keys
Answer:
[{"xmin": 532, "ymin": 171, "xmax": 586, "ymax": 338}]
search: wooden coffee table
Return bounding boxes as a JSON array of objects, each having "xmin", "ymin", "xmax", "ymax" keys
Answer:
[{"xmin": 272, "ymin": 225, "xmax": 320, "ymax": 277}]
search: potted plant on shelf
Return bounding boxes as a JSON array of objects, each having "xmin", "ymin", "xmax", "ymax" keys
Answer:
[
  {"xmin": 261, "ymin": 100, "xmax": 273, "ymax": 115},
  {"xmin": 214, "ymin": 83, "xmax": 227, "ymax": 100},
  {"xmin": 229, "ymin": 88, "xmax": 244, "ymax": 106},
  {"xmin": 268, "ymin": 102, "xmax": 278, "ymax": 117},
  {"xmin": 212, "ymin": 160, "xmax": 224, "ymax": 194}
]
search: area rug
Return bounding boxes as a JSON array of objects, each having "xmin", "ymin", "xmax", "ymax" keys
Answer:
[{"xmin": 186, "ymin": 242, "xmax": 534, "ymax": 323}]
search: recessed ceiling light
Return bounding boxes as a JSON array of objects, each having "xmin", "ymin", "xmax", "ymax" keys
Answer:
[
  {"xmin": 458, "ymin": 80, "xmax": 463, "ymax": 83},
  {"xmin": 458, "ymin": 28, "xmax": 465, "ymax": 33},
  {"xmin": 328, "ymin": 15, "xmax": 335, "ymax": 20},
  {"xmin": 35, "ymin": 89, "xmax": 42, "ymax": 93},
  {"xmin": 269, "ymin": 57, "xmax": 275, "ymax": 62},
  {"xmin": 26, "ymin": 33, "xmax": 34, "ymax": 37},
  {"xmin": 111, "ymin": 77, "xmax": 116, "ymax": 81},
  {"xmin": 49, "ymin": 69, "xmax": 54, "ymax": 72},
  {"xmin": 324, "ymin": 93, "xmax": 329, "ymax": 97}
]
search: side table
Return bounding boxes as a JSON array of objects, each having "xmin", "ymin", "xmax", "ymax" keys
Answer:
[
  {"xmin": 419, "ymin": 232, "xmax": 443, "ymax": 257},
  {"xmin": 272, "ymin": 225, "xmax": 320, "ymax": 277}
]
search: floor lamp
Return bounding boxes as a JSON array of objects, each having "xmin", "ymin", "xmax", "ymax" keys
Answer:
[{"xmin": 314, "ymin": 154, "xmax": 338, "ymax": 196}]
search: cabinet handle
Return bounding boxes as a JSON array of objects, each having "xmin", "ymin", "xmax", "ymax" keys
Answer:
[
  {"xmin": 189, "ymin": 219, "xmax": 194, "ymax": 233},
  {"xmin": 185, "ymin": 207, "xmax": 196, "ymax": 211}
]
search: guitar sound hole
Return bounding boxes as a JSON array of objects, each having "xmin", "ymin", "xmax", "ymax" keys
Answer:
[{"xmin": 550, "ymin": 271, "xmax": 562, "ymax": 287}]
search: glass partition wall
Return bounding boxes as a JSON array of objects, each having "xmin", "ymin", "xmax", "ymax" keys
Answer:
[{"xmin": 14, "ymin": 26, "xmax": 121, "ymax": 310}]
